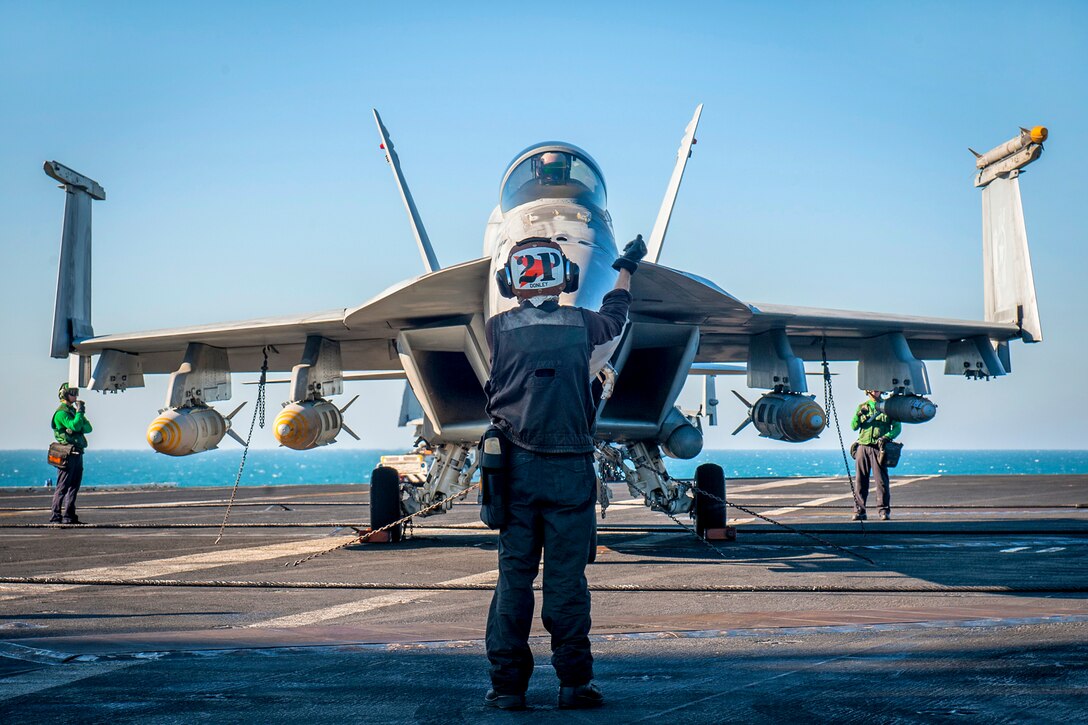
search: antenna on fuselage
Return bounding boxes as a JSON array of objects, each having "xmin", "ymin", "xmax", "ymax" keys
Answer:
[
  {"xmin": 646, "ymin": 104, "xmax": 703, "ymax": 265},
  {"xmin": 372, "ymin": 109, "xmax": 440, "ymax": 273}
]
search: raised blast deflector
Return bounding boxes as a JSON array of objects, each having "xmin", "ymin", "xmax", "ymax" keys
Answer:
[{"xmin": 45, "ymin": 161, "xmax": 104, "ymax": 359}]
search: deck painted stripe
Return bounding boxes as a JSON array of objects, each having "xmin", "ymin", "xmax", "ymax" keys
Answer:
[
  {"xmin": 0, "ymin": 661, "xmax": 142, "ymax": 701},
  {"xmin": 607, "ymin": 478, "xmax": 842, "ymax": 508},
  {"xmin": 247, "ymin": 570, "xmax": 499, "ymax": 628},
  {"xmin": 729, "ymin": 476, "xmax": 937, "ymax": 524},
  {"xmin": 1, "ymin": 538, "xmax": 352, "ymax": 600}
]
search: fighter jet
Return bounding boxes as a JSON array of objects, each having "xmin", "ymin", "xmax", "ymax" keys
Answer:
[{"xmin": 45, "ymin": 108, "xmax": 1048, "ymax": 534}]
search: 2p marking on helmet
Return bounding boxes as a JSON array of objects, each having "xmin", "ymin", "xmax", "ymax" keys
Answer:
[{"xmin": 496, "ymin": 237, "xmax": 580, "ymax": 300}]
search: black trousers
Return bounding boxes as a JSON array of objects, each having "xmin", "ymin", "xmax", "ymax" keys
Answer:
[
  {"xmin": 486, "ymin": 446, "xmax": 596, "ymax": 694},
  {"xmin": 854, "ymin": 443, "xmax": 890, "ymax": 514},
  {"xmin": 51, "ymin": 451, "xmax": 83, "ymax": 522}
]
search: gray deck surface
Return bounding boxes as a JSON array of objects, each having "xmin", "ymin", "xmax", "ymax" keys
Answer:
[{"xmin": 2, "ymin": 473, "xmax": 1087, "ymax": 723}]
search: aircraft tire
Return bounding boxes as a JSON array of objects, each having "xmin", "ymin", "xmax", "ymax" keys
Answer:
[
  {"xmin": 370, "ymin": 466, "xmax": 403, "ymax": 543},
  {"xmin": 694, "ymin": 463, "xmax": 726, "ymax": 537}
]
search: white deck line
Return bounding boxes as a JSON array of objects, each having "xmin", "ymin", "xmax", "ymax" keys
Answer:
[
  {"xmin": 247, "ymin": 570, "xmax": 500, "ymax": 629},
  {"xmin": 729, "ymin": 475, "xmax": 937, "ymax": 524}
]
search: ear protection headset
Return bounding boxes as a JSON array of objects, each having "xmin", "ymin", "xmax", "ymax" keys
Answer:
[{"xmin": 495, "ymin": 237, "xmax": 580, "ymax": 299}]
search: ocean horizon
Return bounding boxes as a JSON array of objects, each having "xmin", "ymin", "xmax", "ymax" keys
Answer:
[{"xmin": 2, "ymin": 449, "xmax": 1087, "ymax": 488}]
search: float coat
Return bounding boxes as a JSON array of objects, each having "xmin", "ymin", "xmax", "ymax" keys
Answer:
[{"xmin": 484, "ymin": 290, "xmax": 630, "ymax": 453}]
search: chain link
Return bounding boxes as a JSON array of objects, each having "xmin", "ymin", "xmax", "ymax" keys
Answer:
[
  {"xmin": 690, "ymin": 484, "xmax": 876, "ymax": 566},
  {"xmin": 215, "ymin": 347, "xmax": 270, "ymax": 545},
  {"xmin": 626, "ymin": 479, "xmax": 733, "ymax": 561},
  {"xmin": 822, "ymin": 338, "xmax": 865, "ymax": 532},
  {"xmin": 286, "ymin": 481, "xmax": 482, "ymax": 568}
]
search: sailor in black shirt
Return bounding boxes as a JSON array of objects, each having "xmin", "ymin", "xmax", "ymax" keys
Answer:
[{"xmin": 482, "ymin": 235, "xmax": 646, "ymax": 711}]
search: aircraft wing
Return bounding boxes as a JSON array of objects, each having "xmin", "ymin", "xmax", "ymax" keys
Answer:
[
  {"xmin": 75, "ymin": 258, "xmax": 491, "ymax": 374},
  {"xmin": 630, "ymin": 262, "xmax": 1020, "ymax": 363}
]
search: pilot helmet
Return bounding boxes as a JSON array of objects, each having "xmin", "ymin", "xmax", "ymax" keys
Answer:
[
  {"xmin": 495, "ymin": 237, "xmax": 580, "ymax": 300},
  {"xmin": 533, "ymin": 152, "xmax": 571, "ymax": 185}
]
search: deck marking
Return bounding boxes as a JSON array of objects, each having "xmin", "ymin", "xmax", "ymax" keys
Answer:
[
  {"xmin": 729, "ymin": 476, "xmax": 937, "ymax": 524},
  {"xmin": 247, "ymin": 570, "xmax": 499, "ymax": 628},
  {"xmin": 0, "ymin": 538, "xmax": 352, "ymax": 600},
  {"xmin": 0, "ymin": 661, "xmax": 143, "ymax": 701},
  {"xmin": 608, "ymin": 478, "xmax": 842, "ymax": 507},
  {"xmin": 726, "ymin": 478, "xmax": 841, "ymax": 494}
]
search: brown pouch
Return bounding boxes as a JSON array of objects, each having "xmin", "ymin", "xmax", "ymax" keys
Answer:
[{"xmin": 47, "ymin": 442, "xmax": 74, "ymax": 469}]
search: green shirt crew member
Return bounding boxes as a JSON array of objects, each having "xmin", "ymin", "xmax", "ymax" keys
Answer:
[
  {"xmin": 50, "ymin": 383, "xmax": 92, "ymax": 524},
  {"xmin": 849, "ymin": 390, "xmax": 899, "ymax": 521}
]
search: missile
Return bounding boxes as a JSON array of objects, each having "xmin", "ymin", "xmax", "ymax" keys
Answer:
[
  {"xmin": 147, "ymin": 403, "xmax": 246, "ymax": 456},
  {"xmin": 875, "ymin": 394, "xmax": 937, "ymax": 424},
  {"xmin": 273, "ymin": 396, "xmax": 360, "ymax": 450},
  {"xmin": 971, "ymin": 126, "xmax": 1047, "ymax": 187},
  {"xmin": 731, "ymin": 391, "xmax": 826, "ymax": 443}
]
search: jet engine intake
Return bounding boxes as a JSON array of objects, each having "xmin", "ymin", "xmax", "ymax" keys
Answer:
[
  {"xmin": 876, "ymin": 394, "xmax": 937, "ymax": 424},
  {"xmin": 147, "ymin": 403, "xmax": 245, "ymax": 457},
  {"xmin": 274, "ymin": 397, "xmax": 359, "ymax": 450},
  {"xmin": 732, "ymin": 391, "xmax": 826, "ymax": 443}
]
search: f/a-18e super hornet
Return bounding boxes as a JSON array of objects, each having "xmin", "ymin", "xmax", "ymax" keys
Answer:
[{"xmin": 45, "ymin": 108, "xmax": 1049, "ymax": 533}]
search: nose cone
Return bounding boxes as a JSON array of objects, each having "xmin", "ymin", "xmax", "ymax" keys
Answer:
[
  {"xmin": 796, "ymin": 398, "xmax": 826, "ymax": 437},
  {"xmin": 273, "ymin": 405, "xmax": 310, "ymax": 450},
  {"xmin": 789, "ymin": 398, "xmax": 827, "ymax": 442},
  {"xmin": 146, "ymin": 413, "xmax": 181, "ymax": 455}
]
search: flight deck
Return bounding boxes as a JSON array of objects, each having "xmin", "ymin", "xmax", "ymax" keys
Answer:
[{"xmin": 2, "ymin": 473, "xmax": 1086, "ymax": 722}]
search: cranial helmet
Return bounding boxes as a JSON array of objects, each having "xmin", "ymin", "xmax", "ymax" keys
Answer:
[
  {"xmin": 533, "ymin": 152, "xmax": 571, "ymax": 185},
  {"xmin": 495, "ymin": 238, "xmax": 580, "ymax": 300}
]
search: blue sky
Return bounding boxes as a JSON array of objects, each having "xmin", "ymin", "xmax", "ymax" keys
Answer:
[{"xmin": 1, "ymin": 1, "xmax": 1085, "ymax": 450}]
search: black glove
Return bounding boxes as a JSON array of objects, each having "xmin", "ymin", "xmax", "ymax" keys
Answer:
[
  {"xmin": 612, "ymin": 234, "xmax": 648, "ymax": 273},
  {"xmin": 74, "ymin": 401, "xmax": 85, "ymax": 413}
]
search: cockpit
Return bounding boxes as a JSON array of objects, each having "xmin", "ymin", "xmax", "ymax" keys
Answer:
[{"xmin": 500, "ymin": 143, "xmax": 607, "ymax": 213}]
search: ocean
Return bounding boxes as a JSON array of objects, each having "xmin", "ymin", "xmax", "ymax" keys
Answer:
[{"xmin": 2, "ymin": 449, "xmax": 1087, "ymax": 488}]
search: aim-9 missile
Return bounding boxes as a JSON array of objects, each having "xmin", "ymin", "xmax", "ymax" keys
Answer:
[{"xmin": 971, "ymin": 126, "xmax": 1047, "ymax": 188}]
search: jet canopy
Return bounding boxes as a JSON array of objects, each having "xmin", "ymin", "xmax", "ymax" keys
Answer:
[{"xmin": 500, "ymin": 143, "xmax": 606, "ymax": 213}]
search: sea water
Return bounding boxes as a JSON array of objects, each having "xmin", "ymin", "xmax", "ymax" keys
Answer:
[{"xmin": 1, "ymin": 449, "xmax": 1086, "ymax": 488}]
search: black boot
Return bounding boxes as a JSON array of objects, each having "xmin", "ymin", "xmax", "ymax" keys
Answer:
[
  {"xmin": 484, "ymin": 690, "xmax": 526, "ymax": 711},
  {"xmin": 558, "ymin": 682, "xmax": 604, "ymax": 710}
]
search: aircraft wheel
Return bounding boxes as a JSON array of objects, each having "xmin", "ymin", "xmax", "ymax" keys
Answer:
[
  {"xmin": 370, "ymin": 466, "xmax": 403, "ymax": 542},
  {"xmin": 694, "ymin": 463, "xmax": 726, "ymax": 537}
]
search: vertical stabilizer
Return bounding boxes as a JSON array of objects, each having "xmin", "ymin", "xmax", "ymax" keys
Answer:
[
  {"xmin": 372, "ymin": 109, "xmax": 440, "ymax": 273},
  {"xmin": 981, "ymin": 175, "xmax": 1042, "ymax": 342},
  {"xmin": 45, "ymin": 161, "xmax": 104, "ymax": 358},
  {"xmin": 646, "ymin": 104, "xmax": 703, "ymax": 264}
]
